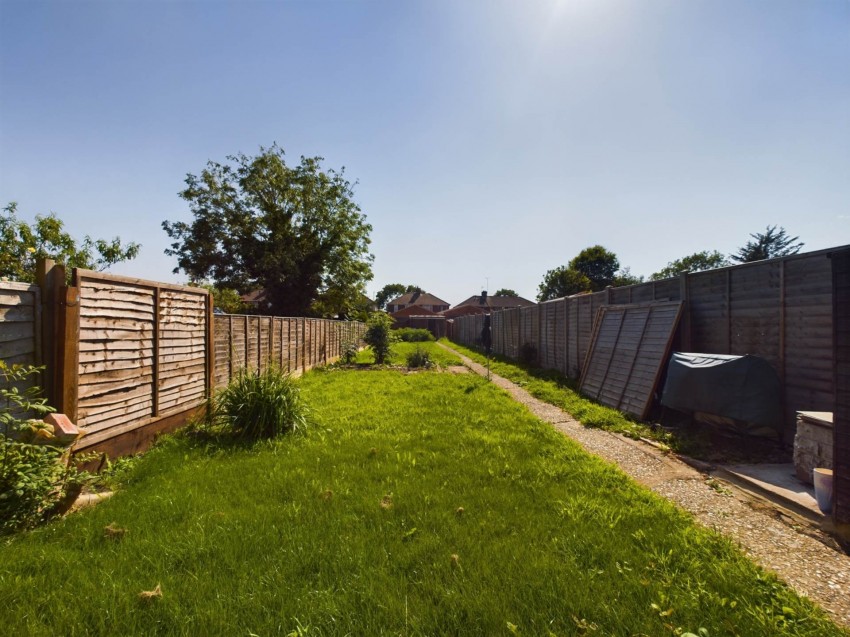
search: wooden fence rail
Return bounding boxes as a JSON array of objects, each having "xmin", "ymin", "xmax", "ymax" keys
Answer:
[{"xmin": 213, "ymin": 314, "xmax": 366, "ymax": 387}]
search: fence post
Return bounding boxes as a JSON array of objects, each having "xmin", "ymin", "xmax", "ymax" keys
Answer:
[
  {"xmin": 35, "ymin": 258, "xmax": 58, "ymax": 403},
  {"xmin": 153, "ymin": 287, "xmax": 160, "ymax": 416},
  {"xmin": 55, "ymin": 278, "xmax": 80, "ymax": 423},
  {"xmin": 205, "ymin": 290, "xmax": 214, "ymax": 399},
  {"xmin": 301, "ymin": 319, "xmax": 306, "ymax": 373},
  {"xmin": 678, "ymin": 273, "xmax": 692, "ymax": 352}
]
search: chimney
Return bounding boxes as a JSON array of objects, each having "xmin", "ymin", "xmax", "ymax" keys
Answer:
[
  {"xmin": 411, "ymin": 289, "xmax": 421, "ymax": 303},
  {"xmin": 479, "ymin": 290, "xmax": 487, "ymax": 306}
]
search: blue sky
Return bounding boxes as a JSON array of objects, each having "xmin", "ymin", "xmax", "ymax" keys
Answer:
[{"xmin": 1, "ymin": 0, "xmax": 848, "ymax": 306}]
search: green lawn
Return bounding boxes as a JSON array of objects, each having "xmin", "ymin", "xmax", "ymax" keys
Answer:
[
  {"xmin": 442, "ymin": 339, "xmax": 677, "ymax": 445},
  {"xmin": 0, "ymin": 368, "xmax": 843, "ymax": 636},
  {"xmin": 355, "ymin": 340, "xmax": 462, "ymax": 367}
]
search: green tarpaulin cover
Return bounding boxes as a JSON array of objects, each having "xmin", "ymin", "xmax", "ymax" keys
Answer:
[{"xmin": 661, "ymin": 352, "xmax": 782, "ymax": 436}]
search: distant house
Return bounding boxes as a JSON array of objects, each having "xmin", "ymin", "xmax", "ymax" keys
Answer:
[
  {"xmin": 386, "ymin": 290, "xmax": 450, "ymax": 314},
  {"xmin": 389, "ymin": 304, "xmax": 447, "ymax": 338},
  {"xmin": 389, "ymin": 304, "xmax": 441, "ymax": 319},
  {"xmin": 443, "ymin": 291, "xmax": 535, "ymax": 318},
  {"xmin": 241, "ymin": 289, "xmax": 270, "ymax": 311}
]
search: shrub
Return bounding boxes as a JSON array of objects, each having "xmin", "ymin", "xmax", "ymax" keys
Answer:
[
  {"xmin": 405, "ymin": 347, "xmax": 433, "ymax": 369},
  {"xmin": 211, "ymin": 366, "xmax": 307, "ymax": 440},
  {"xmin": 394, "ymin": 328, "xmax": 434, "ymax": 342},
  {"xmin": 518, "ymin": 342, "xmax": 538, "ymax": 366},
  {"xmin": 340, "ymin": 338, "xmax": 359, "ymax": 365},
  {"xmin": 0, "ymin": 362, "xmax": 89, "ymax": 535},
  {"xmin": 364, "ymin": 312, "xmax": 395, "ymax": 364}
]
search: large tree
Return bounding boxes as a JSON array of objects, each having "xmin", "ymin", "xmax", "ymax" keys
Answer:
[
  {"xmin": 731, "ymin": 225, "xmax": 804, "ymax": 263},
  {"xmin": 650, "ymin": 250, "xmax": 730, "ymax": 281},
  {"xmin": 568, "ymin": 245, "xmax": 620, "ymax": 291},
  {"xmin": 537, "ymin": 266, "xmax": 592, "ymax": 301},
  {"xmin": 494, "ymin": 288, "xmax": 517, "ymax": 297},
  {"xmin": 163, "ymin": 146, "xmax": 374, "ymax": 317},
  {"xmin": 375, "ymin": 283, "xmax": 421, "ymax": 311},
  {"xmin": 0, "ymin": 202, "xmax": 140, "ymax": 283}
]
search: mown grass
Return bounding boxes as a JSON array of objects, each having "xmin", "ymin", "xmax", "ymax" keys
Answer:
[
  {"xmin": 355, "ymin": 340, "xmax": 462, "ymax": 368},
  {"xmin": 442, "ymin": 339, "xmax": 666, "ymax": 443},
  {"xmin": 0, "ymin": 369, "xmax": 844, "ymax": 636}
]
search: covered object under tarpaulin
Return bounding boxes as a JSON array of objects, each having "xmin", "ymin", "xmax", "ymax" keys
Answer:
[{"xmin": 660, "ymin": 352, "xmax": 783, "ymax": 438}]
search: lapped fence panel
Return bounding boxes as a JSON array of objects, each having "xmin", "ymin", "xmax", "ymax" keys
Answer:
[{"xmin": 74, "ymin": 271, "xmax": 210, "ymax": 448}]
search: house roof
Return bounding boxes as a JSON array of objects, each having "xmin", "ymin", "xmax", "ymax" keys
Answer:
[
  {"xmin": 387, "ymin": 290, "xmax": 450, "ymax": 307},
  {"xmin": 453, "ymin": 294, "xmax": 536, "ymax": 310},
  {"xmin": 441, "ymin": 305, "xmax": 488, "ymax": 319},
  {"xmin": 389, "ymin": 304, "xmax": 441, "ymax": 318},
  {"xmin": 241, "ymin": 289, "xmax": 268, "ymax": 304}
]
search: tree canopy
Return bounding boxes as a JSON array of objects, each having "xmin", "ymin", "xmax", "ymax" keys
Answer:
[
  {"xmin": 494, "ymin": 288, "xmax": 517, "ymax": 297},
  {"xmin": 568, "ymin": 245, "xmax": 620, "ymax": 292},
  {"xmin": 731, "ymin": 226, "xmax": 803, "ymax": 263},
  {"xmin": 537, "ymin": 266, "xmax": 592, "ymax": 301},
  {"xmin": 650, "ymin": 250, "xmax": 730, "ymax": 280},
  {"xmin": 375, "ymin": 283, "xmax": 421, "ymax": 311},
  {"xmin": 163, "ymin": 146, "xmax": 374, "ymax": 317},
  {"xmin": 196, "ymin": 284, "xmax": 248, "ymax": 314},
  {"xmin": 612, "ymin": 267, "xmax": 644, "ymax": 287},
  {"xmin": 1, "ymin": 202, "xmax": 140, "ymax": 283}
]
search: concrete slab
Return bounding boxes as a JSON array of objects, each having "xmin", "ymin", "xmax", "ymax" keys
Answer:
[{"xmin": 721, "ymin": 463, "xmax": 822, "ymax": 518}]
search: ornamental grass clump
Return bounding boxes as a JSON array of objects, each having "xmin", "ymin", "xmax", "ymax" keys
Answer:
[{"xmin": 212, "ymin": 366, "xmax": 307, "ymax": 440}]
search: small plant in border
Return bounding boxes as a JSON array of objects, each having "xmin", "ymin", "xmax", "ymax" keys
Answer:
[
  {"xmin": 210, "ymin": 365, "xmax": 308, "ymax": 440},
  {"xmin": 0, "ymin": 362, "xmax": 90, "ymax": 535}
]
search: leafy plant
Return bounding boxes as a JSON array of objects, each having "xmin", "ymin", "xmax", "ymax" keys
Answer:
[
  {"xmin": 405, "ymin": 347, "xmax": 433, "ymax": 369},
  {"xmin": 364, "ymin": 312, "xmax": 395, "ymax": 364},
  {"xmin": 394, "ymin": 327, "xmax": 434, "ymax": 342},
  {"xmin": 0, "ymin": 362, "xmax": 90, "ymax": 535},
  {"xmin": 1, "ymin": 201, "xmax": 140, "ymax": 283},
  {"xmin": 340, "ymin": 337, "xmax": 359, "ymax": 365},
  {"xmin": 210, "ymin": 366, "xmax": 308, "ymax": 440}
]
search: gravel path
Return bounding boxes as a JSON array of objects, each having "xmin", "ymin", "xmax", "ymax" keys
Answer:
[{"xmin": 440, "ymin": 344, "xmax": 850, "ymax": 629}]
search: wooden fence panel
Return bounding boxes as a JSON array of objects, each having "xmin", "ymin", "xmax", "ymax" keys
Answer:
[
  {"xmin": 688, "ymin": 269, "xmax": 729, "ymax": 353},
  {"xmin": 0, "ymin": 282, "xmax": 41, "ymax": 425},
  {"xmin": 76, "ymin": 278, "xmax": 156, "ymax": 437},
  {"xmin": 730, "ymin": 262, "xmax": 781, "ymax": 368},
  {"xmin": 0, "ymin": 282, "xmax": 40, "ymax": 366},
  {"xmin": 580, "ymin": 302, "xmax": 682, "ymax": 420},
  {"xmin": 831, "ymin": 248, "xmax": 850, "ymax": 523},
  {"xmin": 158, "ymin": 288, "xmax": 207, "ymax": 415},
  {"xmin": 74, "ymin": 272, "xmax": 209, "ymax": 449},
  {"xmin": 213, "ymin": 315, "xmax": 362, "ymax": 386},
  {"xmin": 785, "ymin": 255, "xmax": 834, "ymax": 414}
]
